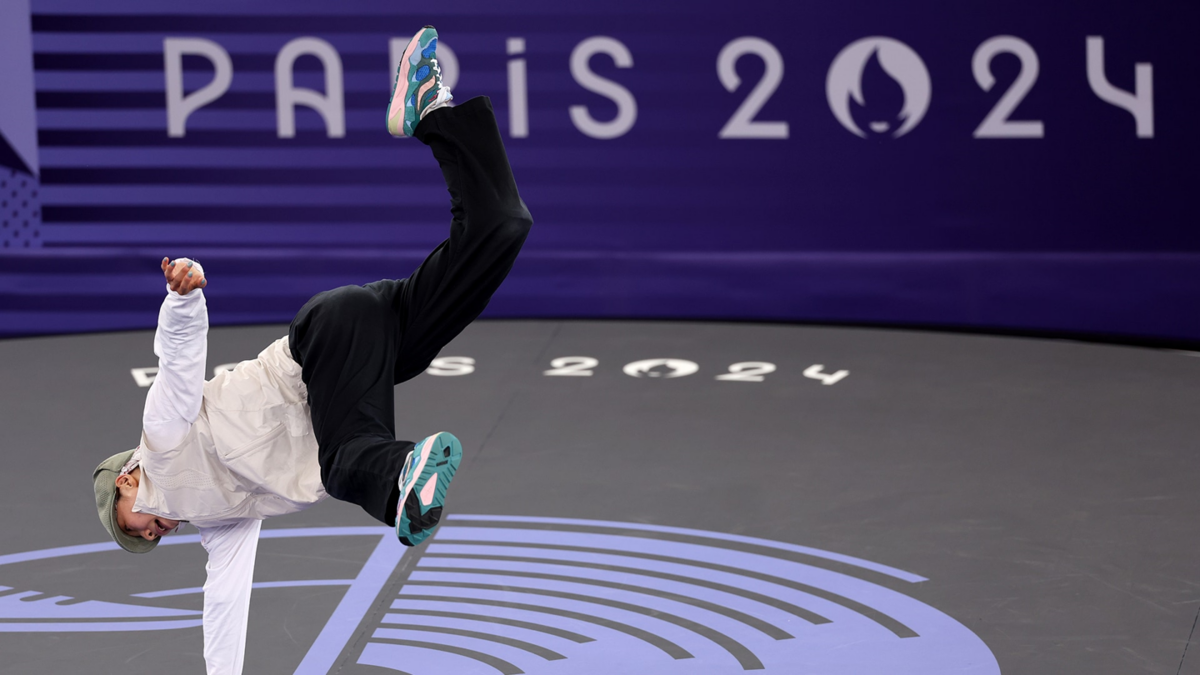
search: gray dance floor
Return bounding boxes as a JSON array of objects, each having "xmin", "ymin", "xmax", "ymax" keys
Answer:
[{"xmin": 0, "ymin": 320, "xmax": 1197, "ymax": 675}]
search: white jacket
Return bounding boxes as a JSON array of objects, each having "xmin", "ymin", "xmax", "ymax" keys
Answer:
[
  {"xmin": 133, "ymin": 268, "xmax": 326, "ymax": 675},
  {"xmin": 137, "ymin": 336, "xmax": 326, "ymax": 526}
]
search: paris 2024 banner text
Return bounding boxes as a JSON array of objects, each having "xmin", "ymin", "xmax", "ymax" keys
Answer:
[{"xmin": 0, "ymin": 0, "xmax": 1196, "ymax": 341}]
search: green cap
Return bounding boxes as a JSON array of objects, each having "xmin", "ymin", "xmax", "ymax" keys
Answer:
[{"xmin": 92, "ymin": 449, "xmax": 159, "ymax": 554}]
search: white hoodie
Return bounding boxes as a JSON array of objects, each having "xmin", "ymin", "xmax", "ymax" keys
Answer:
[{"xmin": 134, "ymin": 263, "xmax": 326, "ymax": 674}]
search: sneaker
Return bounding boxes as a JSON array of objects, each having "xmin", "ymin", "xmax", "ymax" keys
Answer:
[
  {"xmin": 386, "ymin": 25, "xmax": 453, "ymax": 137},
  {"xmin": 395, "ymin": 432, "xmax": 463, "ymax": 546}
]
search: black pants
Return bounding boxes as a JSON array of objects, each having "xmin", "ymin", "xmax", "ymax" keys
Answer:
[{"xmin": 288, "ymin": 97, "xmax": 532, "ymax": 525}]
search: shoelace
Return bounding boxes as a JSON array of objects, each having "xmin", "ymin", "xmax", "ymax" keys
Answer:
[{"xmin": 428, "ymin": 58, "xmax": 450, "ymax": 104}]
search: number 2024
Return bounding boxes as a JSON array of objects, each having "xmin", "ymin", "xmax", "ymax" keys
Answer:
[
  {"xmin": 423, "ymin": 357, "xmax": 849, "ymax": 385},
  {"xmin": 719, "ymin": 35, "xmax": 1152, "ymax": 139}
]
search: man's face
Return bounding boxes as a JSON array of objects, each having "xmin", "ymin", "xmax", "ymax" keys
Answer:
[{"xmin": 113, "ymin": 472, "xmax": 180, "ymax": 541}]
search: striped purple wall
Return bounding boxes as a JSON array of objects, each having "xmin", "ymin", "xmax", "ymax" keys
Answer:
[{"xmin": 2, "ymin": 0, "xmax": 1198, "ymax": 342}]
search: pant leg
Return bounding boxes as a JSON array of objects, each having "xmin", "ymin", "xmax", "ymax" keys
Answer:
[
  {"xmin": 288, "ymin": 96, "xmax": 531, "ymax": 525},
  {"xmin": 288, "ymin": 285, "xmax": 414, "ymax": 525},
  {"xmin": 367, "ymin": 95, "xmax": 533, "ymax": 384}
]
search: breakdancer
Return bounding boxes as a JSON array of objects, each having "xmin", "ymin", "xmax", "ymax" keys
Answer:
[{"xmin": 90, "ymin": 26, "xmax": 531, "ymax": 674}]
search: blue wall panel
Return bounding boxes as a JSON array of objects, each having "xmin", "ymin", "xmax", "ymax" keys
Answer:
[{"xmin": 1, "ymin": 0, "xmax": 1197, "ymax": 340}]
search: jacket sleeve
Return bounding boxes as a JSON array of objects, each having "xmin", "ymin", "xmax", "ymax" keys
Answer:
[
  {"xmin": 142, "ymin": 259, "xmax": 208, "ymax": 452},
  {"xmin": 199, "ymin": 518, "xmax": 261, "ymax": 675}
]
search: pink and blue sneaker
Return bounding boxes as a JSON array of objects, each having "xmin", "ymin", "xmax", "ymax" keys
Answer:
[
  {"xmin": 386, "ymin": 25, "xmax": 453, "ymax": 137},
  {"xmin": 395, "ymin": 432, "xmax": 462, "ymax": 546}
]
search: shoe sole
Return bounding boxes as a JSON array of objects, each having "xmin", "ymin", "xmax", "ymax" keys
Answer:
[
  {"xmin": 396, "ymin": 431, "xmax": 462, "ymax": 546},
  {"xmin": 387, "ymin": 25, "xmax": 437, "ymax": 137}
]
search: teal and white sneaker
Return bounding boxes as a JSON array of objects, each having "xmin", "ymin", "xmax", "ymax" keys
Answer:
[
  {"xmin": 386, "ymin": 25, "xmax": 453, "ymax": 137},
  {"xmin": 395, "ymin": 432, "xmax": 462, "ymax": 546}
]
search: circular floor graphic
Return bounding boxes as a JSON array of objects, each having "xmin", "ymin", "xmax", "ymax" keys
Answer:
[{"xmin": 0, "ymin": 320, "xmax": 1196, "ymax": 675}]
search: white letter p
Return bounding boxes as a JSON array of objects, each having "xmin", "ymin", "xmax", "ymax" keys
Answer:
[{"xmin": 164, "ymin": 38, "xmax": 233, "ymax": 138}]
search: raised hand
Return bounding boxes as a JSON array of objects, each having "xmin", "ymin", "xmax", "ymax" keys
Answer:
[{"xmin": 161, "ymin": 257, "xmax": 207, "ymax": 295}]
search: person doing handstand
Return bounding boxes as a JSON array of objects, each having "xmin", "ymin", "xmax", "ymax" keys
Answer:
[{"xmin": 91, "ymin": 26, "xmax": 530, "ymax": 674}]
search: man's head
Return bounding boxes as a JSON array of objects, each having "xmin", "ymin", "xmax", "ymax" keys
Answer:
[
  {"xmin": 113, "ymin": 469, "xmax": 180, "ymax": 542},
  {"xmin": 93, "ymin": 449, "xmax": 178, "ymax": 553}
]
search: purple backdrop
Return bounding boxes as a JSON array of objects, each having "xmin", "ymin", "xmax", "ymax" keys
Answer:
[{"xmin": 1, "ymin": 0, "xmax": 1197, "ymax": 342}]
